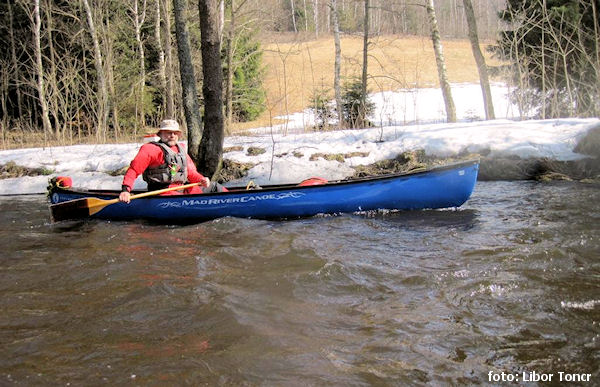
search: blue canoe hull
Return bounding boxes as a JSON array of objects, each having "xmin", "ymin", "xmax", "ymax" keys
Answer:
[{"xmin": 48, "ymin": 159, "xmax": 479, "ymax": 222}]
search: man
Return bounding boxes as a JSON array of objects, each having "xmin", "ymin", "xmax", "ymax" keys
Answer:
[{"xmin": 119, "ymin": 119, "xmax": 221, "ymax": 203}]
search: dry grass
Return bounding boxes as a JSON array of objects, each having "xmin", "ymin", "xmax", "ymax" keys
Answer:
[
  {"xmin": 0, "ymin": 128, "xmax": 142, "ymax": 150},
  {"xmin": 1, "ymin": 35, "xmax": 502, "ymax": 148},
  {"xmin": 232, "ymin": 34, "xmax": 502, "ymax": 131}
]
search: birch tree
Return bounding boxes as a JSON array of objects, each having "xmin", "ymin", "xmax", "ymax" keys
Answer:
[
  {"xmin": 163, "ymin": 0, "xmax": 175, "ymax": 117},
  {"xmin": 43, "ymin": 0, "xmax": 61, "ymax": 136},
  {"xmin": 155, "ymin": 0, "xmax": 167, "ymax": 116},
  {"xmin": 7, "ymin": 0, "xmax": 23, "ymax": 119},
  {"xmin": 82, "ymin": 0, "xmax": 109, "ymax": 140},
  {"xmin": 330, "ymin": 0, "xmax": 343, "ymax": 127},
  {"xmin": 130, "ymin": 0, "xmax": 147, "ymax": 132},
  {"xmin": 463, "ymin": 0, "xmax": 494, "ymax": 119},
  {"xmin": 290, "ymin": 0, "xmax": 298, "ymax": 32},
  {"xmin": 33, "ymin": 0, "xmax": 52, "ymax": 140},
  {"xmin": 359, "ymin": 0, "xmax": 369, "ymax": 128},
  {"xmin": 313, "ymin": 0, "xmax": 319, "ymax": 38},
  {"xmin": 224, "ymin": 0, "xmax": 237, "ymax": 132},
  {"xmin": 425, "ymin": 0, "xmax": 456, "ymax": 122}
]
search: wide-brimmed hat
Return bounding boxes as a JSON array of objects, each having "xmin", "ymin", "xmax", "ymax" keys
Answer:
[{"xmin": 157, "ymin": 119, "xmax": 182, "ymax": 133}]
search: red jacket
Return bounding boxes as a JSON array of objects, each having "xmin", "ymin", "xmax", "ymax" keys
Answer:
[{"xmin": 122, "ymin": 142, "xmax": 205, "ymax": 195}]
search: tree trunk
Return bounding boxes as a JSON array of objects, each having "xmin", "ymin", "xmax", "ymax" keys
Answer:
[
  {"xmin": 218, "ymin": 0, "xmax": 225, "ymax": 42},
  {"xmin": 331, "ymin": 0, "xmax": 343, "ymax": 127},
  {"xmin": 7, "ymin": 0, "xmax": 23, "ymax": 118},
  {"xmin": 426, "ymin": 0, "xmax": 456, "ymax": 123},
  {"xmin": 290, "ymin": 0, "xmax": 298, "ymax": 33},
  {"xmin": 155, "ymin": 0, "xmax": 167, "ymax": 116},
  {"xmin": 33, "ymin": 0, "xmax": 52, "ymax": 142},
  {"xmin": 313, "ymin": 0, "xmax": 319, "ymax": 38},
  {"xmin": 173, "ymin": 0, "xmax": 202, "ymax": 159},
  {"xmin": 303, "ymin": 0, "xmax": 308, "ymax": 31},
  {"xmin": 132, "ymin": 0, "xmax": 147, "ymax": 133},
  {"xmin": 325, "ymin": 0, "xmax": 330, "ymax": 32},
  {"xmin": 82, "ymin": 0, "xmax": 109, "ymax": 140},
  {"xmin": 163, "ymin": 0, "xmax": 175, "ymax": 118},
  {"xmin": 360, "ymin": 0, "xmax": 369, "ymax": 128},
  {"xmin": 592, "ymin": 0, "xmax": 600, "ymax": 116},
  {"xmin": 462, "ymin": 0, "xmax": 494, "ymax": 119},
  {"xmin": 43, "ymin": 0, "xmax": 62, "ymax": 138},
  {"xmin": 33, "ymin": 0, "xmax": 52, "ymax": 140},
  {"xmin": 104, "ymin": 18, "xmax": 121, "ymax": 139},
  {"xmin": 224, "ymin": 0, "xmax": 235, "ymax": 133},
  {"xmin": 197, "ymin": 0, "xmax": 225, "ymax": 178}
]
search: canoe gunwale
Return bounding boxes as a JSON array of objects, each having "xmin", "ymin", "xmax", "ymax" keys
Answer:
[{"xmin": 51, "ymin": 158, "xmax": 480, "ymax": 198}]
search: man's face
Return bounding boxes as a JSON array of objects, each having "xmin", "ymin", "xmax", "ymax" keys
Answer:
[{"xmin": 158, "ymin": 130, "xmax": 180, "ymax": 146}]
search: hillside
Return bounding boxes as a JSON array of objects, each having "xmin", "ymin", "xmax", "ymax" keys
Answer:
[{"xmin": 235, "ymin": 35, "xmax": 501, "ymax": 130}]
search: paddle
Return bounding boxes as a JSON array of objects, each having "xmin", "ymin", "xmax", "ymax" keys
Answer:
[{"xmin": 50, "ymin": 182, "xmax": 202, "ymax": 222}]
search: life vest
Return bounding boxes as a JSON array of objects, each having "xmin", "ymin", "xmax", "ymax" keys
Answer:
[{"xmin": 142, "ymin": 142, "xmax": 188, "ymax": 188}]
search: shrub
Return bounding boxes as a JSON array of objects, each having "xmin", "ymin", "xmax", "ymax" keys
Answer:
[
  {"xmin": 309, "ymin": 88, "xmax": 334, "ymax": 130},
  {"xmin": 341, "ymin": 78, "xmax": 374, "ymax": 129}
]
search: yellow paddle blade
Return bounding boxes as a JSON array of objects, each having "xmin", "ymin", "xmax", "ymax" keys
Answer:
[
  {"xmin": 50, "ymin": 197, "xmax": 115, "ymax": 222},
  {"xmin": 49, "ymin": 182, "xmax": 201, "ymax": 222},
  {"xmin": 87, "ymin": 197, "xmax": 118, "ymax": 215}
]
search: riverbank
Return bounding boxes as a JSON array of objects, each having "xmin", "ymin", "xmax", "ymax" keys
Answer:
[{"xmin": 1, "ymin": 116, "xmax": 599, "ymax": 196}]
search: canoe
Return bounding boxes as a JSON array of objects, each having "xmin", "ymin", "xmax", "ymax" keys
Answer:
[{"xmin": 48, "ymin": 159, "xmax": 479, "ymax": 222}]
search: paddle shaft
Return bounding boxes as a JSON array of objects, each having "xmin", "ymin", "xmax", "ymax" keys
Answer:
[
  {"xmin": 114, "ymin": 182, "xmax": 202, "ymax": 203},
  {"xmin": 50, "ymin": 182, "xmax": 203, "ymax": 221},
  {"xmin": 88, "ymin": 182, "xmax": 203, "ymax": 211}
]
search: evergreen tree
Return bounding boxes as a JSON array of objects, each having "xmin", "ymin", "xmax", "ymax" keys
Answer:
[
  {"xmin": 341, "ymin": 78, "xmax": 374, "ymax": 128},
  {"xmin": 224, "ymin": 30, "xmax": 266, "ymax": 122},
  {"xmin": 495, "ymin": 0, "xmax": 600, "ymax": 117},
  {"xmin": 309, "ymin": 87, "xmax": 333, "ymax": 130}
]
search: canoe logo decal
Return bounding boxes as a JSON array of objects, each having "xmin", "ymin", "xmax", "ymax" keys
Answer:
[{"xmin": 157, "ymin": 192, "xmax": 306, "ymax": 208}]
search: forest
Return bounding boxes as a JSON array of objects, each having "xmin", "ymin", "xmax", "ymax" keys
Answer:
[{"xmin": 0, "ymin": 0, "xmax": 598, "ymax": 151}]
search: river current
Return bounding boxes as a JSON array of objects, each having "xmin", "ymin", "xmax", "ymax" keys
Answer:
[{"xmin": 1, "ymin": 181, "xmax": 599, "ymax": 385}]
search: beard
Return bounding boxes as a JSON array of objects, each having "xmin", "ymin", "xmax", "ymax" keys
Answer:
[{"xmin": 159, "ymin": 137, "xmax": 177, "ymax": 146}]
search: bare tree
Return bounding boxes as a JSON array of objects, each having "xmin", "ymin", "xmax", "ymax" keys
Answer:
[
  {"xmin": 223, "ymin": 0, "xmax": 239, "ymax": 132},
  {"xmin": 269, "ymin": 42, "xmax": 299, "ymax": 134},
  {"xmin": 303, "ymin": 0, "xmax": 308, "ymax": 31},
  {"xmin": 462, "ymin": 0, "xmax": 494, "ymax": 119},
  {"xmin": 32, "ymin": 0, "xmax": 52, "ymax": 141},
  {"xmin": 7, "ymin": 0, "xmax": 23, "ymax": 118},
  {"xmin": 360, "ymin": 0, "xmax": 369, "ymax": 128},
  {"xmin": 82, "ymin": 0, "xmax": 109, "ymax": 140},
  {"xmin": 155, "ymin": 0, "xmax": 167, "ymax": 116},
  {"xmin": 330, "ymin": 0, "xmax": 343, "ymax": 127},
  {"xmin": 42, "ymin": 0, "xmax": 61, "ymax": 137},
  {"xmin": 498, "ymin": 0, "xmax": 599, "ymax": 118},
  {"xmin": 104, "ymin": 18, "xmax": 121, "ymax": 138},
  {"xmin": 197, "ymin": 0, "xmax": 225, "ymax": 178},
  {"xmin": 313, "ymin": 0, "xmax": 319, "ymax": 38},
  {"xmin": 425, "ymin": 0, "xmax": 456, "ymax": 122},
  {"xmin": 290, "ymin": 0, "xmax": 298, "ymax": 33},
  {"xmin": 130, "ymin": 0, "xmax": 147, "ymax": 133},
  {"xmin": 163, "ymin": 0, "xmax": 176, "ymax": 117}
]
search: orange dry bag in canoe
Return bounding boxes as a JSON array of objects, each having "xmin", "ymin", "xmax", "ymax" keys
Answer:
[
  {"xmin": 298, "ymin": 177, "xmax": 328, "ymax": 186},
  {"xmin": 55, "ymin": 176, "xmax": 72, "ymax": 188}
]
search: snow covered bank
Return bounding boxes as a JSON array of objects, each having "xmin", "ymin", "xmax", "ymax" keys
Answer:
[
  {"xmin": 1, "ymin": 117, "xmax": 599, "ymax": 195},
  {"xmin": 1, "ymin": 83, "xmax": 599, "ymax": 195}
]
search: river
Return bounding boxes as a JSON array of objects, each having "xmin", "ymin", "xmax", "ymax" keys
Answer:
[{"xmin": 1, "ymin": 181, "xmax": 599, "ymax": 385}]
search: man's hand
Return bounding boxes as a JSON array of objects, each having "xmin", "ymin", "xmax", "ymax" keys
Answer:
[
  {"xmin": 202, "ymin": 177, "xmax": 210, "ymax": 187},
  {"xmin": 119, "ymin": 191, "xmax": 131, "ymax": 203}
]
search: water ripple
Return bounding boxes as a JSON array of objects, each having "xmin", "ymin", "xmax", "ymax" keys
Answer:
[{"xmin": 1, "ymin": 182, "xmax": 599, "ymax": 384}]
